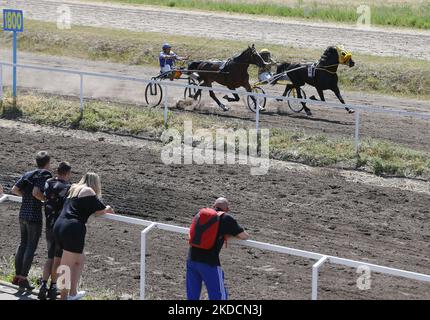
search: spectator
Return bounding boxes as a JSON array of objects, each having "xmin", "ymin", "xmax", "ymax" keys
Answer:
[
  {"xmin": 0, "ymin": 184, "xmax": 3, "ymax": 194},
  {"xmin": 38, "ymin": 162, "xmax": 72, "ymax": 300},
  {"xmin": 11, "ymin": 151, "xmax": 52, "ymax": 290},
  {"xmin": 53, "ymin": 172, "xmax": 114, "ymax": 300},
  {"xmin": 187, "ymin": 197, "xmax": 249, "ymax": 300}
]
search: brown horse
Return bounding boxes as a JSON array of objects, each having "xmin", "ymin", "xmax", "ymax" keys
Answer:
[{"xmin": 187, "ymin": 45, "xmax": 268, "ymax": 111}]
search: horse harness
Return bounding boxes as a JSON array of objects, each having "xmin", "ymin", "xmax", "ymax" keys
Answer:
[
  {"xmin": 307, "ymin": 62, "xmax": 339, "ymax": 78},
  {"xmin": 307, "ymin": 62, "xmax": 318, "ymax": 78}
]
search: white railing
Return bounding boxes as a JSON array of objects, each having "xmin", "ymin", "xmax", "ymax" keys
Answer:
[
  {"xmin": 1, "ymin": 62, "xmax": 430, "ymax": 155},
  {"xmin": 1, "ymin": 194, "xmax": 429, "ymax": 300}
]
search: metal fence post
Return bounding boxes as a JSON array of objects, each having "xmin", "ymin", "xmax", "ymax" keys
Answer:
[
  {"xmin": 355, "ymin": 111, "xmax": 361, "ymax": 155},
  {"xmin": 0, "ymin": 64, "xmax": 3, "ymax": 104},
  {"xmin": 79, "ymin": 74, "xmax": 84, "ymax": 116},
  {"xmin": 140, "ymin": 223, "xmax": 157, "ymax": 300},
  {"xmin": 311, "ymin": 256, "xmax": 328, "ymax": 300},
  {"xmin": 12, "ymin": 31, "xmax": 17, "ymax": 107},
  {"xmin": 163, "ymin": 85, "xmax": 168, "ymax": 128},
  {"xmin": 255, "ymin": 93, "xmax": 260, "ymax": 132}
]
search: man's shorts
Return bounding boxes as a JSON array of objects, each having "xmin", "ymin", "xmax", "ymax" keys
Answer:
[{"xmin": 46, "ymin": 227, "xmax": 62, "ymax": 259}]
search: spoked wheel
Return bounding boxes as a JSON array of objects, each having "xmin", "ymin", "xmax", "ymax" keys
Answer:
[
  {"xmin": 183, "ymin": 78, "xmax": 202, "ymax": 105},
  {"xmin": 287, "ymin": 87, "xmax": 306, "ymax": 113},
  {"xmin": 145, "ymin": 81, "xmax": 163, "ymax": 107},
  {"xmin": 246, "ymin": 86, "xmax": 267, "ymax": 113}
]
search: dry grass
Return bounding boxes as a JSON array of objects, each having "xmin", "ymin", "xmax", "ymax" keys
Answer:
[{"xmin": 2, "ymin": 91, "xmax": 429, "ymax": 178}]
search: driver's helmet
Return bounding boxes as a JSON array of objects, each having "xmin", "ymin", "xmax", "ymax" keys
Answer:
[
  {"xmin": 260, "ymin": 48, "xmax": 271, "ymax": 62},
  {"xmin": 162, "ymin": 43, "xmax": 172, "ymax": 51}
]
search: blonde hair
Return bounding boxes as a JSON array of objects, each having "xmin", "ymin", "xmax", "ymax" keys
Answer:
[{"xmin": 68, "ymin": 172, "xmax": 102, "ymax": 198}]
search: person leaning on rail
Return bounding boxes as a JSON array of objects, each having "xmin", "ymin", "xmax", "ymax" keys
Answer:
[
  {"xmin": 53, "ymin": 172, "xmax": 114, "ymax": 300},
  {"xmin": 11, "ymin": 151, "xmax": 53, "ymax": 290},
  {"xmin": 38, "ymin": 162, "xmax": 73, "ymax": 300},
  {"xmin": 187, "ymin": 197, "xmax": 249, "ymax": 300}
]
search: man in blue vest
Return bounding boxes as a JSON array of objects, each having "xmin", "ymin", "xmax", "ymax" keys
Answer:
[{"xmin": 159, "ymin": 43, "xmax": 188, "ymax": 74}]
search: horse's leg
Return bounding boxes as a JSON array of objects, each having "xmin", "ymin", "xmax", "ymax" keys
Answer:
[
  {"xmin": 310, "ymin": 88, "xmax": 325, "ymax": 101},
  {"xmin": 223, "ymin": 88, "xmax": 240, "ymax": 102},
  {"xmin": 193, "ymin": 86, "xmax": 202, "ymax": 100},
  {"xmin": 277, "ymin": 84, "xmax": 294, "ymax": 102},
  {"xmin": 295, "ymin": 86, "xmax": 312, "ymax": 116},
  {"xmin": 332, "ymin": 86, "xmax": 354, "ymax": 113},
  {"xmin": 204, "ymin": 83, "xmax": 228, "ymax": 111},
  {"xmin": 193, "ymin": 81, "xmax": 208, "ymax": 102},
  {"xmin": 192, "ymin": 74, "xmax": 206, "ymax": 100}
]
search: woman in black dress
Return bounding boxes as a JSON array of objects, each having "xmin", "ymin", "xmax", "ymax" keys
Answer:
[{"xmin": 54, "ymin": 172, "xmax": 114, "ymax": 300}]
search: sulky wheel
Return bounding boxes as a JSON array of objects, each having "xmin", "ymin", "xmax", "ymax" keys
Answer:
[
  {"xmin": 145, "ymin": 81, "xmax": 163, "ymax": 107},
  {"xmin": 286, "ymin": 87, "xmax": 306, "ymax": 113},
  {"xmin": 246, "ymin": 86, "xmax": 267, "ymax": 113}
]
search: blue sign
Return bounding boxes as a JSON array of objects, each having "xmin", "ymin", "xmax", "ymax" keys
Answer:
[
  {"xmin": 3, "ymin": 9, "xmax": 24, "ymax": 103},
  {"xmin": 3, "ymin": 9, "xmax": 24, "ymax": 32}
]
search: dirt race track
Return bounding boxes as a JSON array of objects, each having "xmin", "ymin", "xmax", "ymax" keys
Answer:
[
  {"xmin": 0, "ymin": 0, "xmax": 429, "ymax": 300},
  {"xmin": 0, "ymin": 120, "xmax": 429, "ymax": 300}
]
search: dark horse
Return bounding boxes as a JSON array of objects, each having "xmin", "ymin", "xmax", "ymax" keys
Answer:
[
  {"xmin": 187, "ymin": 45, "xmax": 268, "ymax": 111},
  {"xmin": 276, "ymin": 45, "xmax": 355, "ymax": 116}
]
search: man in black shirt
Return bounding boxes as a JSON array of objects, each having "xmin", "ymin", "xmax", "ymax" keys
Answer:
[
  {"xmin": 38, "ymin": 162, "xmax": 72, "ymax": 300},
  {"xmin": 11, "ymin": 151, "xmax": 52, "ymax": 290},
  {"xmin": 187, "ymin": 197, "xmax": 249, "ymax": 300}
]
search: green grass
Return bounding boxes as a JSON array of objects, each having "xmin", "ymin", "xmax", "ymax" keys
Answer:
[
  {"xmin": 2, "ymin": 92, "xmax": 429, "ymax": 179},
  {"xmin": 2, "ymin": 19, "xmax": 430, "ymax": 100},
  {"xmin": 86, "ymin": 0, "xmax": 430, "ymax": 29}
]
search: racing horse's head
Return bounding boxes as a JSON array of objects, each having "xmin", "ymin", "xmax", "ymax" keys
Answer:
[
  {"xmin": 336, "ymin": 45, "xmax": 355, "ymax": 67},
  {"xmin": 320, "ymin": 45, "xmax": 355, "ymax": 68},
  {"xmin": 233, "ymin": 44, "xmax": 268, "ymax": 68}
]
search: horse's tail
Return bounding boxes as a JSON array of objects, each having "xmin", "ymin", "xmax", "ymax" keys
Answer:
[{"xmin": 186, "ymin": 61, "xmax": 203, "ymax": 82}]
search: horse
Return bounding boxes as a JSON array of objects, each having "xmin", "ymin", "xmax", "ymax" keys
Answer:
[
  {"xmin": 276, "ymin": 45, "xmax": 355, "ymax": 116},
  {"xmin": 187, "ymin": 45, "xmax": 268, "ymax": 111}
]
